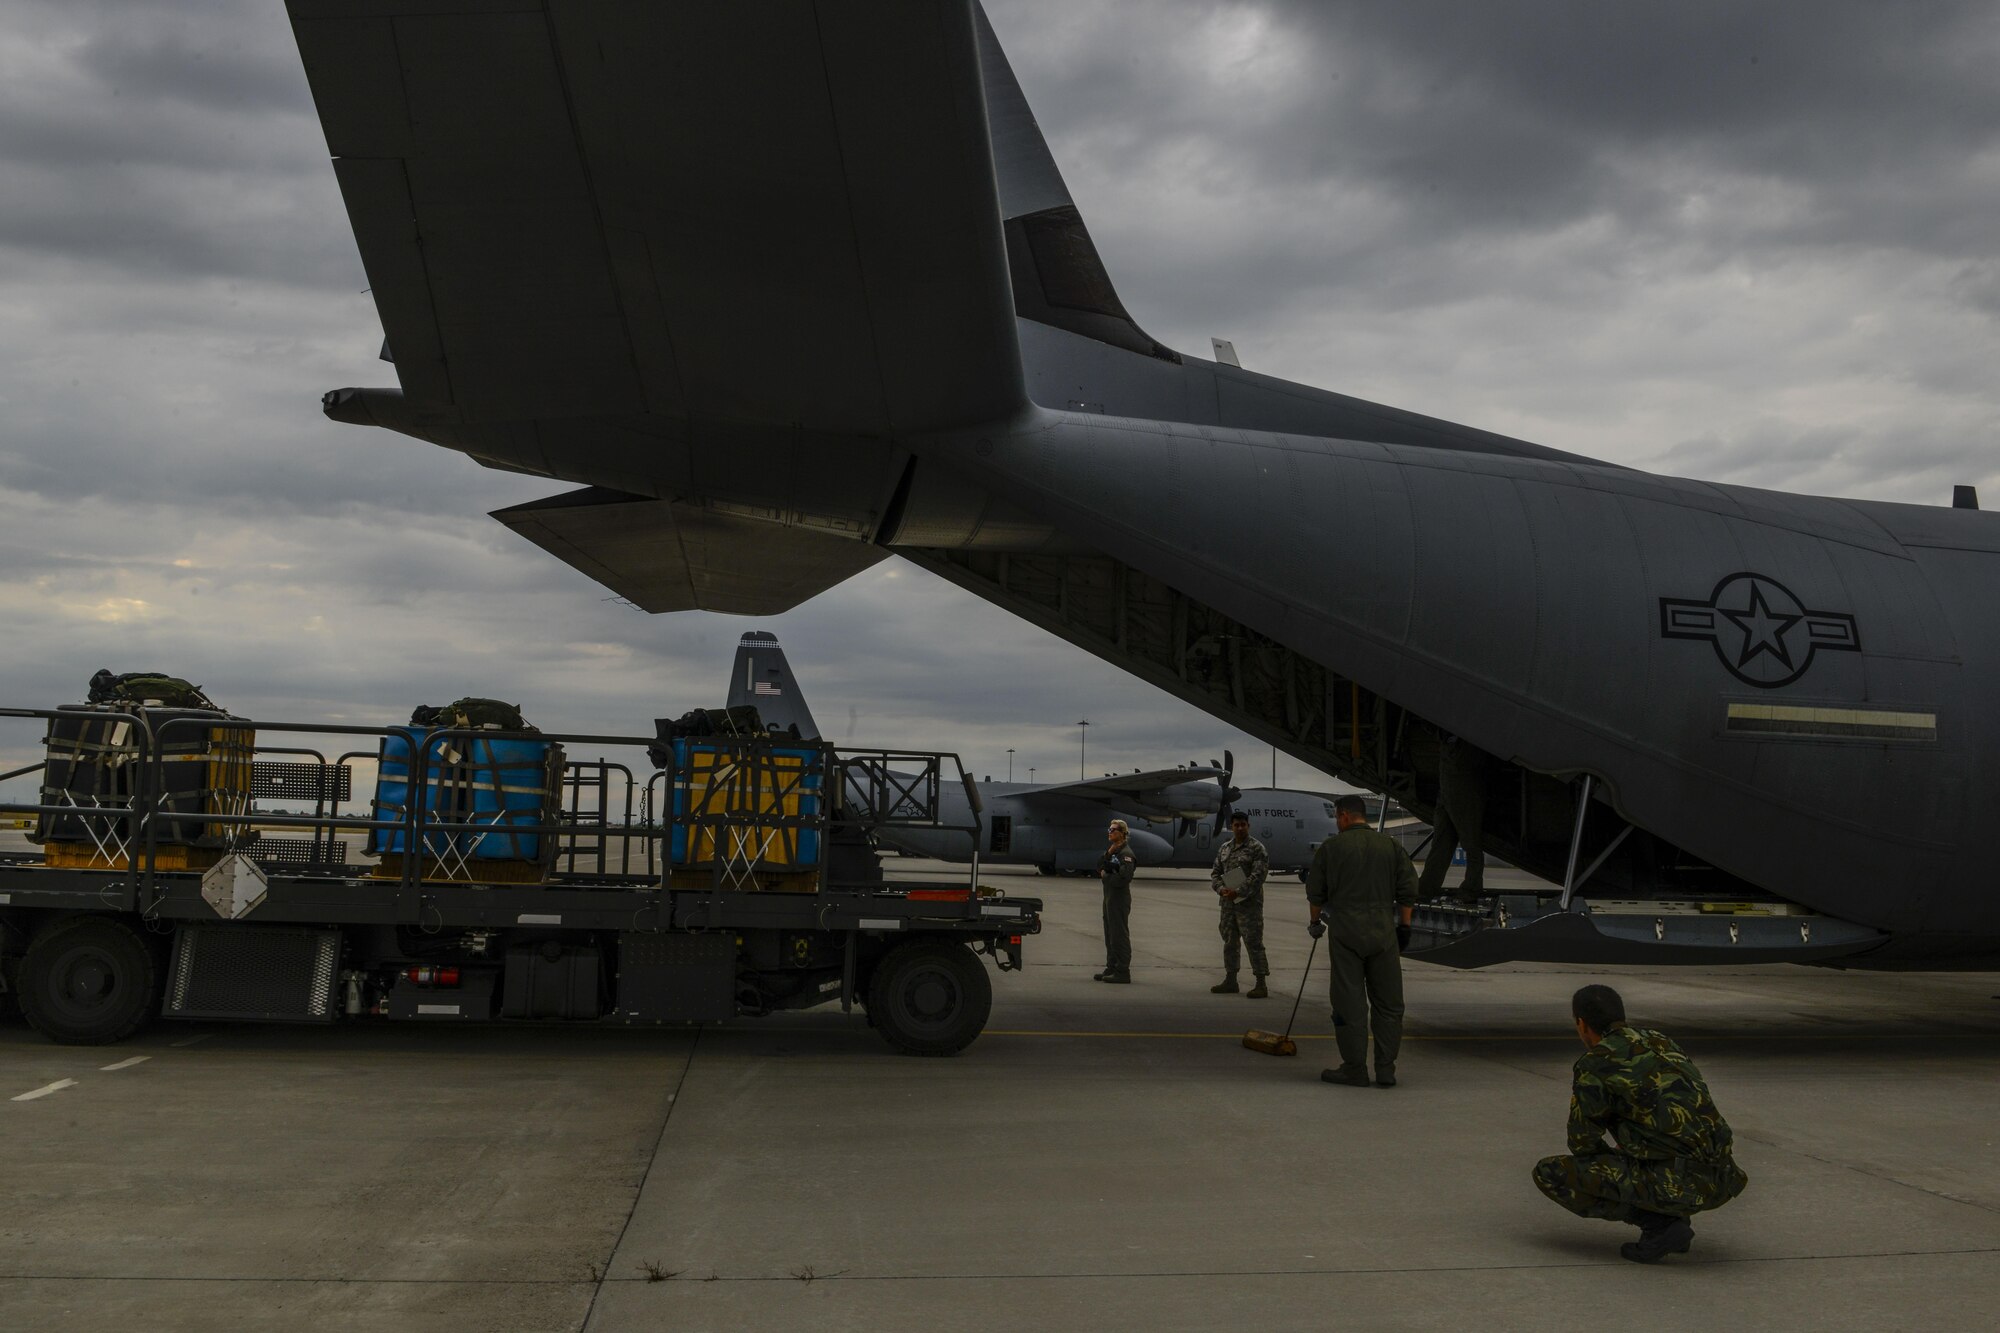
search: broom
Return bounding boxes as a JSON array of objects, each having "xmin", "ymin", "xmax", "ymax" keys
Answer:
[{"xmin": 1243, "ymin": 933, "xmax": 1318, "ymax": 1056}]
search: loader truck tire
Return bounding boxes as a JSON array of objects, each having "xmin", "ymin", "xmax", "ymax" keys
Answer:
[
  {"xmin": 866, "ymin": 939, "xmax": 992, "ymax": 1056},
  {"xmin": 20, "ymin": 915, "xmax": 160, "ymax": 1045}
]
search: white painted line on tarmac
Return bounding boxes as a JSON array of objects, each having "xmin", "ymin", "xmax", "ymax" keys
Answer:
[
  {"xmin": 100, "ymin": 1056, "xmax": 151, "ymax": 1071},
  {"xmin": 12, "ymin": 1079, "xmax": 78, "ymax": 1102},
  {"xmin": 170, "ymin": 1034, "xmax": 211, "ymax": 1047}
]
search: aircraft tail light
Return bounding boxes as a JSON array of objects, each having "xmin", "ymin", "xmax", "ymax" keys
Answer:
[
  {"xmin": 907, "ymin": 889, "xmax": 971, "ymax": 902},
  {"xmin": 403, "ymin": 965, "xmax": 462, "ymax": 987}
]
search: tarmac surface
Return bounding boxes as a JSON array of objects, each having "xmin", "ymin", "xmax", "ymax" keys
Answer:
[{"xmin": 1, "ymin": 855, "xmax": 1996, "ymax": 1331}]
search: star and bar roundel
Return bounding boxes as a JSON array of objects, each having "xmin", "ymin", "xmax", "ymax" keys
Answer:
[{"xmin": 1659, "ymin": 573, "xmax": 1861, "ymax": 688}]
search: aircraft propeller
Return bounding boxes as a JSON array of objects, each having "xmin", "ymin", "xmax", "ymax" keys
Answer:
[{"xmin": 1213, "ymin": 749, "xmax": 1239, "ymax": 835}]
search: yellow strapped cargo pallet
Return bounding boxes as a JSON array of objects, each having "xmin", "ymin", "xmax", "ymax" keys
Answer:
[
  {"xmin": 675, "ymin": 744, "xmax": 817, "ymax": 869},
  {"xmin": 38, "ymin": 707, "xmax": 257, "ymax": 856},
  {"xmin": 40, "ymin": 843, "xmax": 229, "ymax": 873}
]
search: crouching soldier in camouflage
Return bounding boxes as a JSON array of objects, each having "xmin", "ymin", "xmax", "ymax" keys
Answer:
[
  {"xmin": 1534, "ymin": 985, "xmax": 1749, "ymax": 1263},
  {"xmin": 1209, "ymin": 811, "xmax": 1269, "ymax": 997}
]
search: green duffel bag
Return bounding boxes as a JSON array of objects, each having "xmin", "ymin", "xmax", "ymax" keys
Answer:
[
  {"xmin": 85, "ymin": 669, "xmax": 219, "ymax": 711},
  {"xmin": 409, "ymin": 697, "xmax": 536, "ymax": 733}
]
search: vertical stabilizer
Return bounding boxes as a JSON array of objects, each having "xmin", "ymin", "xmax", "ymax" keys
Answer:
[
  {"xmin": 976, "ymin": 3, "xmax": 1179, "ymax": 364},
  {"xmin": 726, "ymin": 632, "xmax": 822, "ymax": 741}
]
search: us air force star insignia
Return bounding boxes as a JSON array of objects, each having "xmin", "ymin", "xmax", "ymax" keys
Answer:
[{"xmin": 1659, "ymin": 573, "xmax": 1861, "ymax": 688}]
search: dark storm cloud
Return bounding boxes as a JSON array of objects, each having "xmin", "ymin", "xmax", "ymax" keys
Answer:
[
  {"xmin": 0, "ymin": 411, "xmax": 546, "ymax": 520},
  {"xmin": 0, "ymin": 0, "xmax": 350, "ymax": 286},
  {"xmin": 67, "ymin": 5, "xmax": 311, "ymax": 117},
  {"xmin": 4, "ymin": 0, "xmax": 315, "ymax": 149},
  {"xmin": 997, "ymin": 1, "xmax": 2000, "ymax": 251},
  {"xmin": 986, "ymin": 0, "xmax": 2000, "ymax": 356}
]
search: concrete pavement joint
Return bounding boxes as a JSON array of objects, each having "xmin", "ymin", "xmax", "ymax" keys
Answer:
[
  {"xmin": 1732, "ymin": 1128, "xmax": 2000, "ymax": 1218},
  {"xmin": 580, "ymin": 1029, "xmax": 702, "ymax": 1328}
]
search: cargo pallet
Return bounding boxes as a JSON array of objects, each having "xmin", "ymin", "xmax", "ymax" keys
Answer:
[{"xmin": 0, "ymin": 707, "xmax": 1039, "ymax": 1054}]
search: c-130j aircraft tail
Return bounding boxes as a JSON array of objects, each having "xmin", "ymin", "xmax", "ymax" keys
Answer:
[
  {"xmin": 727, "ymin": 632, "xmax": 821, "ymax": 743},
  {"xmin": 290, "ymin": 1, "xmax": 1998, "ymax": 969}
]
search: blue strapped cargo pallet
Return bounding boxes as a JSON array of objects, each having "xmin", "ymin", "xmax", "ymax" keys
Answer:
[{"xmin": 368, "ymin": 727, "xmax": 564, "ymax": 881}]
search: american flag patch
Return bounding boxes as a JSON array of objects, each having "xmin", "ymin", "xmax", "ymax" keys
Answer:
[{"xmin": 754, "ymin": 682, "xmax": 782, "ymax": 695}]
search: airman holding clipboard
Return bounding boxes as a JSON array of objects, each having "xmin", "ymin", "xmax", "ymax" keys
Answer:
[{"xmin": 1209, "ymin": 811, "xmax": 1270, "ymax": 997}]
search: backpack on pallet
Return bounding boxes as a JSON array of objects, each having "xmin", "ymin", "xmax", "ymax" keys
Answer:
[
  {"xmin": 647, "ymin": 705, "xmax": 776, "ymax": 770},
  {"xmin": 85, "ymin": 669, "xmax": 218, "ymax": 710},
  {"xmin": 408, "ymin": 697, "xmax": 535, "ymax": 733}
]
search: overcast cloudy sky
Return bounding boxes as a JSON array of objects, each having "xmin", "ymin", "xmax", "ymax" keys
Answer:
[{"xmin": 3, "ymin": 1, "xmax": 1998, "ymax": 796}]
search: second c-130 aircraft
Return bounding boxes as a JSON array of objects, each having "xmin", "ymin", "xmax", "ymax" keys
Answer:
[
  {"xmin": 288, "ymin": 2, "xmax": 1999, "ymax": 970},
  {"xmin": 723, "ymin": 631, "xmax": 1342, "ymax": 874}
]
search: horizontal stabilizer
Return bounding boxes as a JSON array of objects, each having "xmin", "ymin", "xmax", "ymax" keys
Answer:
[
  {"xmin": 290, "ymin": 0, "xmax": 1024, "ymax": 433},
  {"xmin": 492, "ymin": 488, "xmax": 883, "ymax": 616}
]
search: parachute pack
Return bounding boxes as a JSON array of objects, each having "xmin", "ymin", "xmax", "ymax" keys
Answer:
[
  {"xmin": 85, "ymin": 670, "xmax": 219, "ymax": 711},
  {"xmin": 409, "ymin": 698, "xmax": 535, "ymax": 733}
]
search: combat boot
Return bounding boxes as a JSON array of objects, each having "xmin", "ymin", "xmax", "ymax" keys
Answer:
[
  {"xmin": 1101, "ymin": 970, "xmax": 1131, "ymax": 984},
  {"xmin": 1210, "ymin": 974, "xmax": 1239, "ymax": 994},
  {"xmin": 1319, "ymin": 1066, "xmax": 1370, "ymax": 1087},
  {"xmin": 1619, "ymin": 1213, "xmax": 1693, "ymax": 1264},
  {"xmin": 1246, "ymin": 978, "xmax": 1268, "ymax": 998},
  {"xmin": 1374, "ymin": 1064, "xmax": 1396, "ymax": 1088}
]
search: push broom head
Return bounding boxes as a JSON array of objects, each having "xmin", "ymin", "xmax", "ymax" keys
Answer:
[
  {"xmin": 1245, "ymin": 933, "xmax": 1315, "ymax": 1057},
  {"xmin": 1242, "ymin": 1029, "xmax": 1297, "ymax": 1056}
]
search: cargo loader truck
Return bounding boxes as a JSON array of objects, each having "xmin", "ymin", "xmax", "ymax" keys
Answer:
[{"xmin": 0, "ymin": 705, "xmax": 1040, "ymax": 1055}]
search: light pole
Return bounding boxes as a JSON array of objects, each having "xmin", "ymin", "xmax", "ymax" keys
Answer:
[
  {"xmin": 1007, "ymin": 748, "xmax": 1015, "ymax": 782},
  {"xmin": 1077, "ymin": 720, "xmax": 1090, "ymax": 779},
  {"xmin": 1029, "ymin": 766, "xmax": 1036, "ymax": 783}
]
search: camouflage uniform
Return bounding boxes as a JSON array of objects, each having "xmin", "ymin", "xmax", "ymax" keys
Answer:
[
  {"xmin": 1210, "ymin": 834, "xmax": 1270, "ymax": 978},
  {"xmin": 1533, "ymin": 1024, "xmax": 1749, "ymax": 1223}
]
